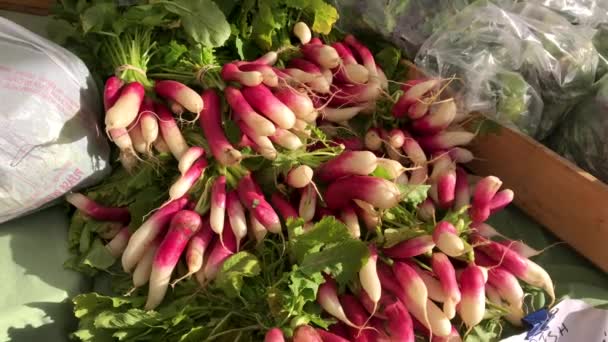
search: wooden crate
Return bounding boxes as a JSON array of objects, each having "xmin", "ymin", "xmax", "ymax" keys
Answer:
[
  {"xmin": 468, "ymin": 126, "xmax": 608, "ymax": 272},
  {"xmin": 0, "ymin": 0, "xmax": 52, "ymax": 15}
]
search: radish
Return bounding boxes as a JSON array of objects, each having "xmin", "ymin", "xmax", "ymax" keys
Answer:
[
  {"xmin": 155, "ymin": 80, "xmax": 204, "ymax": 114},
  {"xmin": 411, "ymin": 99, "xmax": 457, "ymax": 134},
  {"xmin": 326, "ymin": 175, "xmax": 401, "ymax": 210},
  {"xmin": 131, "ymin": 236, "xmax": 161, "ymax": 290},
  {"xmin": 338, "ymin": 294, "xmax": 374, "ymax": 337},
  {"xmin": 293, "ymin": 325, "xmax": 322, "ymax": 342},
  {"xmin": 179, "ymin": 218, "xmax": 214, "ymax": 282},
  {"xmin": 384, "ymin": 300, "xmax": 415, "ymax": 342},
  {"xmin": 265, "ymin": 328, "xmax": 285, "ymax": 342},
  {"xmin": 299, "ymin": 184, "xmax": 317, "ymax": 222},
  {"xmin": 355, "ymin": 203, "xmax": 379, "ymax": 230},
  {"xmin": 210, "ymin": 176, "xmax": 226, "ymax": 236},
  {"xmin": 293, "ymin": 22, "xmax": 312, "ymax": 44},
  {"xmin": 145, "ymin": 210, "xmax": 202, "ymax": 310},
  {"xmin": 364, "ymin": 128, "xmax": 382, "ymax": 151},
  {"xmin": 383, "ymin": 235, "xmax": 435, "ymax": 258},
  {"xmin": 328, "ymin": 323, "xmax": 350, "ymax": 339},
  {"xmin": 417, "ymin": 131, "xmax": 476, "ymax": 152},
  {"xmin": 273, "ymin": 88, "xmax": 316, "ymax": 121},
  {"xmin": 431, "ymin": 327, "xmax": 462, "ymax": 342},
  {"xmin": 331, "ymin": 42, "xmax": 357, "ymax": 65},
  {"xmin": 488, "ymin": 267, "xmax": 524, "ymax": 307},
  {"xmin": 282, "ymin": 68, "xmax": 318, "ymax": 84},
  {"xmin": 333, "ymin": 137, "xmax": 364, "ymax": 151},
  {"xmin": 431, "ymin": 253, "xmax": 461, "ymax": 319},
  {"xmin": 157, "ymin": 103, "xmax": 189, "ymax": 160},
  {"xmin": 336, "ymin": 64, "xmax": 370, "ymax": 85},
  {"xmin": 301, "ymin": 44, "xmax": 340, "ymax": 69},
  {"xmin": 470, "ymin": 176, "xmax": 503, "ymax": 223},
  {"xmin": 199, "ymin": 89, "xmax": 242, "ymax": 166},
  {"xmin": 454, "ymin": 167, "xmax": 470, "ymax": 210},
  {"xmin": 226, "ymin": 191, "xmax": 247, "ymax": 246},
  {"xmin": 153, "ymin": 135, "xmax": 171, "ymax": 154},
  {"xmin": 225, "ymin": 86, "xmax": 276, "ymax": 136},
  {"xmin": 496, "ymin": 239, "xmax": 542, "ymax": 258},
  {"xmin": 316, "ymin": 329, "xmax": 350, "ymax": 342},
  {"xmin": 139, "ymin": 101, "xmax": 159, "ymax": 154},
  {"xmin": 242, "ymin": 85, "xmax": 296, "ymax": 129},
  {"xmin": 178, "ymin": 146, "xmax": 206, "ymax": 175},
  {"xmin": 392, "ymin": 80, "xmax": 440, "ymax": 118},
  {"xmin": 66, "ymin": 193, "xmax": 130, "ymax": 223},
  {"xmin": 286, "ymin": 165, "xmax": 313, "ymax": 188},
  {"xmin": 413, "ymin": 266, "xmax": 447, "ymax": 303},
  {"xmin": 340, "ymin": 204, "xmax": 361, "ymax": 238},
  {"xmin": 343, "ymin": 35, "xmax": 377, "ymax": 77},
  {"xmin": 98, "ymin": 222, "xmax": 123, "ymax": 240},
  {"xmin": 321, "ymin": 106, "xmax": 366, "ymax": 123},
  {"xmin": 239, "ymin": 122, "xmax": 278, "ymax": 160},
  {"xmin": 168, "ymin": 100, "xmax": 185, "ymax": 116},
  {"xmin": 288, "ymin": 58, "xmax": 330, "ymax": 93},
  {"xmin": 105, "ymin": 227, "xmax": 131, "ymax": 258},
  {"xmin": 437, "ymin": 168, "xmax": 457, "ymax": 209},
  {"xmin": 386, "ymin": 129, "xmax": 406, "ymax": 149},
  {"xmin": 203, "ymin": 223, "xmax": 237, "ymax": 281},
  {"xmin": 237, "ymin": 173, "xmax": 281, "ymax": 233},
  {"xmin": 376, "ymin": 158, "xmax": 405, "ymax": 180},
  {"xmin": 318, "ymin": 277, "xmax": 359, "ymax": 328},
  {"xmin": 168, "ymin": 159, "xmax": 207, "ymax": 202},
  {"xmin": 270, "ymin": 128, "xmax": 303, "ymax": 150},
  {"xmin": 249, "ymin": 214, "xmax": 268, "ymax": 244},
  {"xmin": 359, "ymin": 290, "xmax": 389, "ymax": 320},
  {"xmin": 309, "ymin": 37, "xmax": 323, "ymax": 45},
  {"xmin": 376, "ymin": 66, "xmax": 388, "ymax": 90},
  {"xmin": 254, "ymin": 51, "xmax": 278, "ymax": 65},
  {"xmin": 433, "ymin": 221, "xmax": 465, "ymax": 257},
  {"xmin": 472, "ymin": 234, "xmax": 554, "ymax": 303},
  {"xmin": 105, "ymin": 82, "xmax": 145, "ymax": 131},
  {"xmin": 485, "ymin": 284, "xmax": 524, "ymax": 327},
  {"xmin": 238, "ymin": 63, "xmax": 278, "ymax": 87},
  {"xmin": 359, "ymin": 245, "xmax": 380, "ymax": 314},
  {"xmin": 489, "ymin": 189, "xmax": 514, "ymax": 212},
  {"xmin": 270, "ymin": 193, "xmax": 298, "ymax": 221},
  {"xmin": 317, "ymin": 151, "xmax": 377, "ymax": 182},
  {"xmin": 221, "ymin": 63, "xmax": 264, "ymax": 87},
  {"xmin": 418, "ymin": 199, "xmax": 436, "ymax": 221},
  {"xmin": 458, "ymin": 263, "xmax": 486, "ymax": 328},
  {"xmin": 329, "ymin": 81, "xmax": 381, "ymax": 107},
  {"xmin": 121, "ymin": 196, "xmax": 189, "ymax": 273},
  {"xmin": 103, "ymin": 76, "xmax": 123, "ymax": 110},
  {"xmin": 448, "ymin": 147, "xmax": 474, "ymax": 164},
  {"xmin": 109, "ymin": 128, "xmax": 138, "ymax": 170},
  {"xmin": 396, "ymin": 172, "xmax": 409, "ymax": 186}
]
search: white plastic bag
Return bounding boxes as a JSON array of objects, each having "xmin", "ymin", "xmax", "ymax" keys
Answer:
[{"xmin": 0, "ymin": 17, "xmax": 110, "ymax": 223}]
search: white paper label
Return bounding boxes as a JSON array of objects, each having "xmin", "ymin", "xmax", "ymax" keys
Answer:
[{"xmin": 502, "ymin": 299, "xmax": 608, "ymax": 342}]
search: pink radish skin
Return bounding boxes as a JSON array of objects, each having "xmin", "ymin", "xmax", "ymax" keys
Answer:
[
  {"xmin": 121, "ymin": 196, "xmax": 189, "ymax": 273},
  {"xmin": 299, "ymin": 184, "xmax": 317, "ymax": 222},
  {"xmin": 270, "ymin": 193, "xmax": 298, "ymax": 221},
  {"xmin": 387, "ymin": 129, "xmax": 406, "ymax": 149},
  {"xmin": 157, "ymin": 103, "xmax": 189, "ymax": 160},
  {"xmin": 168, "ymin": 100, "xmax": 184, "ymax": 116},
  {"xmin": 335, "ymin": 63, "xmax": 370, "ymax": 84},
  {"xmin": 497, "ymin": 239, "xmax": 542, "ymax": 258},
  {"xmin": 432, "ymin": 253, "xmax": 461, "ymax": 319},
  {"xmin": 145, "ymin": 210, "xmax": 202, "ymax": 310},
  {"xmin": 364, "ymin": 128, "xmax": 382, "ymax": 151},
  {"xmin": 317, "ymin": 278, "xmax": 359, "ymax": 328},
  {"xmin": 339, "ymin": 294, "xmax": 374, "ymax": 338},
  {"xmin": 264, "ymin": 328, "xmax": 285, "ymax": 342},
  {"xmin": 169, "ymin": 159, "xmax": 207, "ymax": 201},
  {"xmin": 105, "ymin": 82, "xmax": 145, "ymax": 130},
  {"xmin": 273, "ymin": 88, "xmax": 316, "ymax": 120},
  {"xmin": 413, "ymin": 266, "xmax": 448, "ymax": 302},
  {"xmin": 254, "ymin": 51, "xmax": 278, "ymax": 65},
  {"xmin": 178, "ymin": 147, "xmax": 206, "ymax": 175},
  {"xmin": 103, "ymin": 76, "xmax": 123, "ymax": 110},
  {"xmin": 329, "ymin": 81, "xmax": 381, "ymax": 107},
  {"xmin": 433, "ymin": 221, "xmax": 465, "ymax": 257},
  {"xmin": 470, "ymin": 176, "xmax": 503, "ymax": 223},
  {"xmin": 418, "ymin": 198, "xmax": 436, "ymax": 221},
  {"xmin": 293, "ymin": 21, "xmax": 312, "ymax": 44},
  {"xmin": 458, "ymin": 263, "xmax": 486, "ymax": 328},
  {"xmin": 384, "ymin": 235, "xmax": 435, "ymax": 259},
  {"xmin": 184, "ymin": 219, "xmax": 214, "ymax": 277},
  {"xmin": 431, "ymin": 327, "xmax": 462, "ymax": 342},
  {"xmin": 289, "ymin": 58, "xmax": 330, "ymax": 93},
  {"xmin": 488, "ymin": 267, "xmax": 524, "ymax": 307},
  {"xmin": 343, "ymin": 35, "xmax": 377, "ymax": 77},
  {"xmin": 448, "ymin": 147, "xmax": 474, "ymax": 164},
  {"xmin": 293, "ymin": 325, "xmax": 322, "ymax": 342},
  {"xmin": 301, "ymin": 44, "xmax": 340, "ymax": 69},
  {"xmin": 210, "ymin": 176, "xmax": 226, "ymax": 236},
  {"xmin": 340, "ymin": 204, "xmax": 361, "ymax": 238},
  {"xmin": 437, "ymin": 168, "xmax": 457, "ymax": 209},
  {"xmin": 392, "ymin": 80, "xmax": 440, "ymax": 118},
  {"xmin": 199, "ymin": 90, "xmax": 242, "ymax": 166},
  {"xmin": 131, "ymin": 236, "xmax": 161, "ymax": 289},
  {"xmin": 226, "ymin": 191, "xmax": 247, "ymax": 244},
  {"xmin": 328, "ymin": 323, "xmax": 350, "ymax": 339},
  {"xmin": 225, "ymin": 86, "xmax": 276, "ymax": 137},
  {"xmin": 237, "ymin": 173, "xmax": 281, "ymax": 233},
  {"xmin": 242, "ymin": 85, "xmax": 296, "ymax": 129},
  {"xmin": 331, "ymin": 42, "xmax": 357, "ymax": 65},
  {"xmin": 203, "ymin": 223, "xmax": 237, "ymax": 281},
  {"xmin": 238, "ymin": 63, "xmax": 278, "ymax": 87},
  {"xmin": 325, "ymin": 175, "xmax": 401, "ymax": 210},
  {"xmin": 309, "ymin": 37, "xmax": 323, "ymax": 45},
  {"xmin": 239, "ymin": 122, "xmax": 277, "ymax": 160},
  {"xmin": 489, "ymin": 189, "xmax": 514, "ymax": 212},
  {"xmin": 270, "ymin": 128, "xmax": 303, "ymax": 150},
  {"xmin": 221, "ymin": 63, "xmax": 263, "ymax": 86},
  {"xmin": 334, "ymin": 137, "xmax": 364, "ymax": 151},
  {"xmin": 472, "ymin": 235, "xmax": 555, "ymax": 303},
  {"xmin": 155, "ymin": 80, "xmax": 203, "ymax": 114},
  {"xmin": 418, "ymin": 131, "xmax": 476, "ymax": 153},
  {"xmin": 321, "ymin": 106, "xmax": 366, "ymax": 122},
  {"xmin": 66, "ymin": 193, "xmax": 130, "ymax": 223},
  {"xmin": 286, "ymin": 165, "xmax": 313, "ymax": 188},
  {"xmin": 412, "ymin": 99, "xmax": 457, "ymax": 134},
  {"xmin": 385, "ymin": 300, "xmax": 415, "ymax": 342},
  {"xmin": 454, "ymin": 167, "xmax": 470, "ymax": 210},
  {"xmin": 317, "ymin": 151, "xmax": 377, "ymax": 182},
  {"xmin": 249, "ymin": 214, "xmax": 268, "ymax": 244},
  {"xmin": 105, "ymin": 227, "xmax": 131, "ymax": 258},
  {"xmin": 402, "ymin": 133, "xmax": 427, "ymax": 165},
  {"xmin": 359, "ymin": 245, "xmax": 380, "ymax": 311},
  {"xmin": 316, "ymin": 329, "xmax": 350, "ymax": 342}
]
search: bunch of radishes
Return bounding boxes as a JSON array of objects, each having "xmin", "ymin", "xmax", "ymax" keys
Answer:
[{"xmin": 67, "ymin": 21, "xmax": 556, "ymax": 341}]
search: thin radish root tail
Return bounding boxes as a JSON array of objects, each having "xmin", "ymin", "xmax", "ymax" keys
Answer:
[
  {"xmin": 124, "ymin": 287, "xmax": 137, "ymax": 297},
  {"xmin": 170, "ymin": 272, "xmax": 193, "ymax": 288}
]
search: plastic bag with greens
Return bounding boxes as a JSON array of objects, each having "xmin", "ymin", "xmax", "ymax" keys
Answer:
[
  {"xmin": 415, "ymin": 1, "xmax": 599, "ymax": 139},
  {"xmin": 547, "ymin": 75, "xmax": 608, "ymax": 183},
  {"xmin": 328, "ymin": 0, "xmax": 474, "ymax": 58},
  {"xmin": 524, "ymin": 0, "xmax": 608, "ymax": 26}
]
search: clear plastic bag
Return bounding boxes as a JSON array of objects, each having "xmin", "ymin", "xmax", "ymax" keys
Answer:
[
  {"xmin": 414, "ymin": 1, "xmax": 599, "ymax": 139},
  {"xmin": 524, "ymin": 0, "xmax": 608, "ymax": 26},
  {"xmin": 547, "ymin": 74, "xmax": 608, "ymax": 183}
]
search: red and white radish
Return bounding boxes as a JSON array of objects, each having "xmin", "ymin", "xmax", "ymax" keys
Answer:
[
  {"xmin": 273, "ymin": 88, "xmax": 316, "ymax": 121},
  {"xmin": 242, "ymin": 85, "xmax": 296, "ymax": 129},
  {"xmin": 270, "ymin": 193, "xmax": 299, "ymax": 221},
  {"xmin": 199, "ymin": 89, "xmax": 242, "ymax": 165},
  {"xmin": 238, "ymin": 63, "xmax": 278, "ymax": 87},
  {"xmin": 411, "ymin": 99, "xmax": 457, "ymax": 134},
  {"xmin": 270, "ymin": 128, "xmax": 302, "ymax": 150},
  {"xmin": 431, "ymin": 253, "xmax": 461, "ymax": 319},
  {"xmin": 203, "ymin": 222, "xmax": 237, "ymax": 281},
  {"xmin": 301, "ymin": 44, "xmax": 340, "ymax": 69},
  {"xmin": 105, "ymin": 227, "xmax": 131, "ymax": 258},
  {"xmin": 384, "ymin": 235, "xmax": 435, "ymax": 259},
  {"xmin": 103, "ymin": 76, "xmax": 123, "ymax": 110},
  {"xmin": 237, "ymin": 173, "xmax": 281, "ymax": 233},
  {"xmin": 293, "ymin": 22, "xmax": 312, "ymax": 44},
  {"xmin": 168, "ymin": 158, "xmax": 207, "ymax": 201},
  {"xmin": 286, "ymin": 165, "xmax": 313, "ymax": 189},
  {"xmin": 66, "ymin": 193, "xmax": 130, "ymax": 223},
  {"xmin": 317, "ymin": 277, "xmax": 359, "ymax": 328},
  {"xmin": 293, "ymin": 325, "xmax": 322, "ymax": 342},
  {"xmin": 417, "ymin": 131, "xmax": 476, "ymax": 153},
  {"xmin": 458, "ymin": 263, "xmax": 486, "ymax": 328},
  {"xmin": 433, "ymin": 221, "xmax": 465, "ymax": 257},
  {"xmin": 487, "ymin": 267, "xmax": 524, "ymax": 308},
  {"xmin": 226, "ymin": 191, "xmax": 247, "ymax": 246},
  {"xmin": 299, "ymin": 183, "xmax": 317, "ymax": 222},
  {"xmin": 326, "ymin": 175, "xmax": 401, "ymax": 210},
  {"xmin": 157, "ymin": 103, "xmax": 189, "ymax": 160},
  {"xmin": 210, "ymin": 176, "xmax": 226, "ymax": 236},
  {"xmin": 221, "ymin": 62, "xmax": 263, "ymax": 86},
  {"xmin": 155, "ymin": 80, "xmax": 203, "ymax": 114},
  {"xmin": 340, "ymin": 204, "xmax": 361, "ymax": 238},
  {"xmin": 359, "ymin": 245, "xmax": 381, "ymax": 315},
  {"xmin": 105, "ymin": 82, "xmax": 145, "ymax": 131},
  {"xmin": 317, "ymin": 151, "xmax": 377, "ymax": 182},
  {"xmin": 265, "ymin": 328, "xmax": 285, "ymax": 342},
  {"xmin": 178, "ymin": 146, "xmax": 206, "ymax": 175},
  {"xmin": 131, "ymin": 236, "xmax": 161, "ymax": 290},
  {"xmin": 384, "ymin": 300, "xmax": 415, "ymax": 342},
  {"xmin": 225, "ymin": 86, "xmax": 276, "ymax": 136},
  {"xmin": 454, "ymin": 167, "xmax": 470, "ymax": 210}
]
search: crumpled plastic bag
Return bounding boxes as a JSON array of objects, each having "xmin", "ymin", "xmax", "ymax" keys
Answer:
[
  {"xmin": 414, "ymin": 1, "xmax": 599, "ymax": 139},
  {"xmin": 525, "ymin": 0, "xmax": 608, "ymax": 26},
  {"xmin": 547, "ymin": 74, "xmax": 608, "ymax": 183},
  {"xmin": 0, "ymin": 17, "xmax": 110, "ymax": 223}
]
